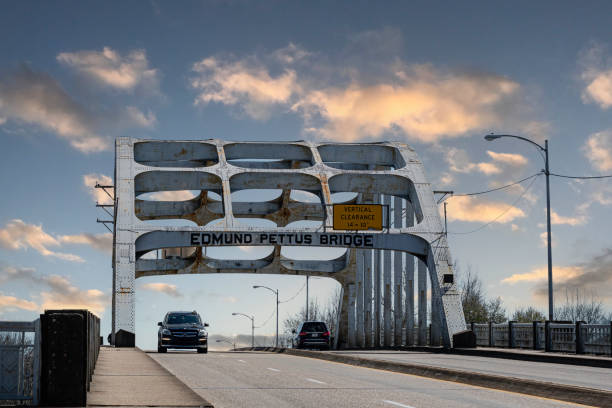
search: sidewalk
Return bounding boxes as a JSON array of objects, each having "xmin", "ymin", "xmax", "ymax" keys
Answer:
[{"xmin": 87, "ymin": 347, "xmax": 212, "ymax": 407}]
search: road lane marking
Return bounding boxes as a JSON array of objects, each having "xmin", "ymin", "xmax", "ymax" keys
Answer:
[
  {"xmin": 306, "ymin": 378, "xmax": 326, "ymax": 384},
  {"xmin": 237, "ymin": 359, "xmax": 246, "ymax": 363},
  {"xmin": 266, "ymin": 367, "xmax": 280, "ymax": 372},
  {"xmin": 383, "ymin": 401, "xmax": 415, "ymax": 408}
]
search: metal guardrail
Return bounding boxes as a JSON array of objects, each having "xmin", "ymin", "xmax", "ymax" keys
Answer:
[
  {"xmin": 470, "ymin": 321, "xmax": 612, "ymax": 355},
  {"xmin": 0, "ymin": 319, "xmax": 41, "ymax": 405}
]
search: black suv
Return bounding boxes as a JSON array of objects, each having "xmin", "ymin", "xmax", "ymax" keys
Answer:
[
  {"xmin": 293, "ymin": 321, "xmax": 331, "ymax": 350},
  {"xmin": 157, "ymin": 311, "xmax": 209, "ymax": 353}
]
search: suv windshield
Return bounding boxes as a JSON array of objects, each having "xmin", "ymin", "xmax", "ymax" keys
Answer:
[
  {"xmin": 302, "ymin": 322, "xmax": 327, "ymax": 332},
  {"xmin": 167, "ymin": 313, "xmax": 201, "ymax": 324}
]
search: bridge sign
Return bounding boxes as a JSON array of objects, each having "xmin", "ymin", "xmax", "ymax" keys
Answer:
[{"xmin": 333, "ymin": 204, "xmax": 383, "ymax": 231}]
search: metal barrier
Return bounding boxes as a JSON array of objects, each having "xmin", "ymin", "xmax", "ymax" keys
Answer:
[
  {"xmin": 0, "ymin": 320, "xmax": 41, "ymax": 405},
  {"xmin": 470, "ymin": 321, "xmax": 611, "ymax": 356},
  {"xmin": 40, "ymin": 309, "xmax": 100, "ymax": 406}
]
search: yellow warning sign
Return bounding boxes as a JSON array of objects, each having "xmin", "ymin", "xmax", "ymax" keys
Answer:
[{"xmin": 333, "ymin": 204, "xmax": 383, "ymax": 231}]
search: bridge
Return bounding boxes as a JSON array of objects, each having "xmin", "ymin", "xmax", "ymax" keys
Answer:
[{"xmin": 1, "ymin": 139, "xmax": 611, "ymax": 407}]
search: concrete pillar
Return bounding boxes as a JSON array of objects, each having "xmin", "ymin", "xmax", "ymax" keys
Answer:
[
  {"xmin": 373, "ymin": 196, "xmax": 381, "ymax": 348},
  {"xmin": 393, "ymin": 197, "xmax": 403, "ymax": 346},
  {"xmin": 383, "ymin": 195, "xmax": 392, "ymax": 347},
  {"xmin": 348, "ymin": 283, "xmax": 356, "ymax": 348},
  {"xmin": 430, "ymin": 285, "xmax": 441, "ymax": 346},
  {"xmin": 417, "ymin": 259, "xmax": 428, "ymax": 346},
  {"xmin": 356, "ymin": 249, "xmax": 365, "ymax": 347},
  {"xmin": 404, "ymin": 202, "xmax": 415, "ymax": 346},
  {"xmin": 338, "ymin": 281, "xmax": 350, "ymax": 348},
  {"xmin": 364, "ymin": 249, "xmax": 373, "ymax": 348}
]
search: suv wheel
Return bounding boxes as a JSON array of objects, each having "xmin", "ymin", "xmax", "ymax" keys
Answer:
[{"xmin": 197, "ymin": 347, "xmax": 208, "ymax": 354}]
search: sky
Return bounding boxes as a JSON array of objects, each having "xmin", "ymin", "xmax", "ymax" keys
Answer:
[{"xmin": 1, "ymin": 1, "xmax": 612, "ymax": 350}]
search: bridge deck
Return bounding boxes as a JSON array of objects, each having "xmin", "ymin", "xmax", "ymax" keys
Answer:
[{"xmin": 87, "ymin": 347, "xmax": 212, "ymax": 407}]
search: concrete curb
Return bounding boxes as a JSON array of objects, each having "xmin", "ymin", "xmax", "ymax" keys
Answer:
[{"xmin": 239, "ymin": 347, "xmax": 612, "ymax": 407}]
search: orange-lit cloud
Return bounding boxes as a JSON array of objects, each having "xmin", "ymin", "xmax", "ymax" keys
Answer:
[
  {"xmin": 57, "ymin": 47, "xmax": 159, "ymax": 92},
  {"xmin": 583, "ymin": 130, "xmax": 612, "ymax": 172},
  {"xmin": 0, "ymin": 219, "xmax": 84, "ymax": 262},
  {"xmin": 550, "ymin": 210, "xmax": 587, "ymax": 226},
  {"xmin": 486, "ymin": 150, "xmax": 528, "ymax": 166},
  {"xmin": 59, "ymin": 233, "xmax": 113, "ymax": 253},
  {"xmin": 580, "ymin": 42, "xmax": 612, "ymax": 109},
  {"xmin": 502, "ymin": 265, "xmax": 583, "ymax": 284},
  {"xmin": 445, "ymin": 196, "xmax": 525, "ymax": 224},
  {"xmin": 0, "ymin": 294, "xmax": 38, "ymax": 312},
  {"xmin": 83, "ymin": 173, "xmax": 113, "ymax": 205},
  {"xmin": 141, "ymin": 282, "xmax": 182, "ymax": 298},
  {"xmin": 148, "ymin": 190, "xmax": 198, "ymax": 201},
  {"xmin": 190, "ymin": 41, "xmax": 538, "ymax": 143}
]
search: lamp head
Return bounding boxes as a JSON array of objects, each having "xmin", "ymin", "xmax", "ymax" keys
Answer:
[
  {"xmin": 253, "ymin": 285, "xmax": 260, "ymax": 289},
  {"xmin": 484, "ymin": 134, "xmax": 501, "ymax": 141},
  {"xmin": 231, "ymin": 312, "xmax": 237, "ymax": 316}
]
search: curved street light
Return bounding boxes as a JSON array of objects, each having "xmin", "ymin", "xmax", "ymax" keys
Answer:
[
  {"xmin": 232, "ymin": 312, "xmax": 255, "ymax": 347},
  {"xmin": 253, "ymin": 285, "xmax": 279, "ymax": 348},
  {"xmin": 484, "ymin": 133, "xmax": 554, "ymax": 320}
]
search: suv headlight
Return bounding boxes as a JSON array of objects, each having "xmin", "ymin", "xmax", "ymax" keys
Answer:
[
  {"xmin": 198, "ymin": 329, "xmax": 207, "ymax": 337},
  {"xmin": 162, "ymin": 329, "xmax": 171, "ymax": 336}
]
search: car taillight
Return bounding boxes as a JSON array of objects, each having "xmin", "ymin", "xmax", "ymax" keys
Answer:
[
  {"xmin": 299, "ymin": 331, "xmax": 307, "ymax": 336},
  {"xmin": 322, "ymin": 331, "xmax": 330, "ymax": 337}
]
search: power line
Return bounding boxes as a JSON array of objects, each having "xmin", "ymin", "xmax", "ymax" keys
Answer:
[
  {"xmin": 550, "ymin": 172, "xmax": 612, "ymax": 180},
  {"xmin": 279, "ymin": 281, "xmax": 306, "ymax": 304},
  {"xmin": 452, "ymin": 173, "xmax": 542, "ymax": 197},
  {"xmin": 448, "ymin": 174, "xmax": 539, "ymax": 235},
  {"xmin": 257, "ymin": 307, "xmax": 277, "ymax": 328}
]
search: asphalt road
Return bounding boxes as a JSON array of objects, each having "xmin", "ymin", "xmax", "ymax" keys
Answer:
[
  {"xmin": 149, "ymin": 351, "xmax": 588, "ymax": 408},
  {"xmin": 331, "ymin": 350, "xmax": 612, "ymax": 391}
]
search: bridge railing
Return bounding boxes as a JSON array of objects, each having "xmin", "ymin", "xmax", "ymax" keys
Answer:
[
  {"xmin": 470, "ymin": 321, "xmax": 611, "ymax": 355},
  {"xmin": 0, "ymin": 319, "xmax": 41, "ymax": 405}
]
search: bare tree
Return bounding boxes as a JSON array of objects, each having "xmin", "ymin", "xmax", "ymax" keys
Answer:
[
  {"xmin": 512, "ymin": 307, "xmax": 546, "ymax": 322},
  {"xmin": 554, "ymin": 288, "xmax": 608, "ymax": 323},
  {"xmin": 457, "ymin": 264, "xmax": 507, "ymax": 323},
  {"xmin": 282, "ymin": 288, "xmax": 341, "ymax": 337}
]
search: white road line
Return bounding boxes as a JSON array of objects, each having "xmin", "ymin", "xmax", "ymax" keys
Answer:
[
  {"xmin": 266, "ymin": 367, "xmax": 280, "ymax": 372},
  {"xmin": 305, "ymin": 378, "xmax": 326, "ymax": 384},
  {"xmin": 382, "ymin": 400, "xmax": 415, "ymax": 408},
  {"xmin": 237, "ymin": 359, "xmax": 246, "ymax": 363}
]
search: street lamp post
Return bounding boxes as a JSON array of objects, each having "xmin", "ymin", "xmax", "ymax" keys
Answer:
[
  {"xmin": 232, "ymin": 312, "xmax": 255, "ymax": 347},
  {"xmin": 484, "ymin": 134, "xmax": 554, "ymax": 320},
  {"xmin": 253, "ymin": 285, "xmax": 279, "ymax": 348}
]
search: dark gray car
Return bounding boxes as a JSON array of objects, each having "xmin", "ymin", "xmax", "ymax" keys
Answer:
[
  {"xmin": 293, "ymin": 321, "xmax": 330, "ymax": 349},
  {"xmin": 157, "ymin": 311, "xmax": 209, "ymax": 353}
]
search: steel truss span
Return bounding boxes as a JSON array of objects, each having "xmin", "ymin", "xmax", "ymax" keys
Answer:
[{"xmin": 111, "ymin": 138, "xmax": 466, "ymax": 348}]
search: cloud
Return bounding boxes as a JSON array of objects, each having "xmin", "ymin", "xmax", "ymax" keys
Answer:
[
  {"xmin": 191, "ymin": 39, "xmax": 538, "ymax": 143},
  {"xmin": 0, "ymin": 219, "xmax": 84, "ymax": 262},
  {"xmin": 0, "ymin": 266, "xmax": 108, "ymax": 315},
  {"xmin": 59, "ymin": 233, "xmax": 113, "ymax": 253},
  {"xmin": 579, "ymin": 42, "xmax": 612, "ymax": 109},
  {"xmin": 0, "ymin": 65, "xmax": 109, "ymax": 152},
  {"xmin": 502, "ymin": 265, "xmax": 583, "ymax": 284},
  {"xmin": 444, "ymin": 147, "xmax": 500, "ymax": 175},
  {"xmin": 148, "ymin": 190, "xmax": 198, "ymax": 201},
  {"xmin": 511, "ymin": 224, "xmax": 521, "ymax": 232},
  {"xmin": 124, "ymin": 106, "xmax": 157, "ymax": 128},
  {"xmin": 445, "ymin": 196, "xmax": 525, "ymax": 224},
  {"xmin": 191, "ymin": 55, "xmax": 300, "ymax": 120},
  {"xmin": 293, "ymin": 66, "xmax": 520, "ymax": 142},
  {"xmin": 539, "ymin": 231, "xmax": 558, "ymax": 248},
  {"xmin": 0, "ymin": 294, "xmax": 38, "ymax": 311},
  {"xmin": 503, "ymin": 249, "xmax": 612, "ymax": 301},
  {"xmin": 141, "ymin": 282, "xmax": 182, "ymax": 298},
  {"xmin": 582, "ymin": 129, "xmax": 612, "ymax": 172},
  {"xmin": 550, "ymin": 210, "xmax": 587, "ymax": 226},
  {"xmin": 486, "ymin": 150, "xmax": 528, "ymax": 166},
  {"xmin": 57, "ymin": 47, "xmax": 159, "ymax": 92},
  {"xmin": 83, "ymin": 173, "xmax": 113, "ymax": 205}
]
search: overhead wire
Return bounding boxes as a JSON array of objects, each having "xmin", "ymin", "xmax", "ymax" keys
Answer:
[
  {"xmin": 448, "ymin": 173, "xmax": 540, "ymax": 235},
  {"xmin": 452, "ymin": 173, "xmax": 542, "ymax": 197},
  {"xmin": 550, "ymin": 172, "xmax": 612, "ymax": 180},
  {"xmin": 279, "ymin": 281, "xmax": 307, "ymax": 304}
]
